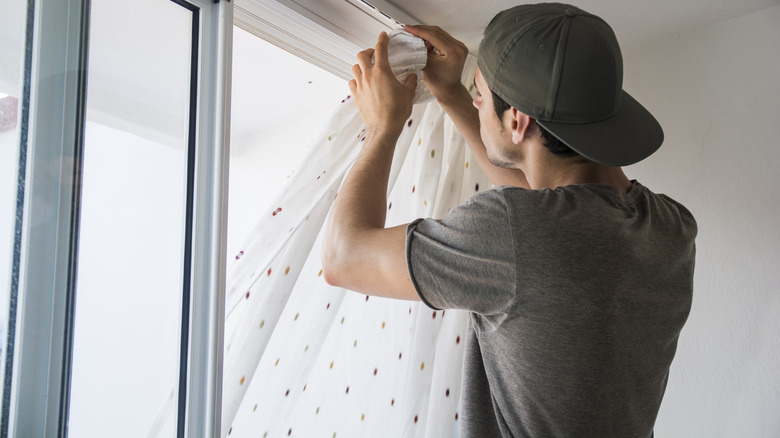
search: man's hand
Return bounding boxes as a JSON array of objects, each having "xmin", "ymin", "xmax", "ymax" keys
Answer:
[
  {"xmin": 404, "ymin": 24, "xmax": 469, "ymax": 105},
  {"xmin": 349, "ymin": 32, "xmax": 417, "ymax": 136}
]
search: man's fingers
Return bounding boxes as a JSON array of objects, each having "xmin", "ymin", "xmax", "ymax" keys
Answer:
[
  {"xmin": 356, "ymin": 48, "xmax": 374, "ymax": 72},
  {"xmin": 405, "ymin": 25, "xmax": 454, "ymax": 53},
  {"xmin": 351, "ymin": 63, "xmax": 362, "ymax": 81},
  {"xmin": 373, "ymin": 32, "xmax": 390, "ymax": 68},
  {"xmin": 348, "ymin": 78, "xmax": 357, "ymax": 94}
]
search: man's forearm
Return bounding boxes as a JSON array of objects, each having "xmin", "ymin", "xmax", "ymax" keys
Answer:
[
  {"xmin": 331, "ymin": 128, "xmax": 398, "ymax": 231},
  {"xmin": 436, "ymin": 84, "xmax": 484, "ymax": 151},
  {"xmin": 322, "ymin": 127, "xmax": 400, "ymax": 283}
]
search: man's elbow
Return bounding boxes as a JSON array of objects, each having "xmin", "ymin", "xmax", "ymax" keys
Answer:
[
  {"xmin": 321, "ymin": 242, "xmax": 347, "ymax": 288},
  {"xmin": 321, "ymin": 257, "xmax": 341, "ymax": 287}
]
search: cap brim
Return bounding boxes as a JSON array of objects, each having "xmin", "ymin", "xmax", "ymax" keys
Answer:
[{"xmin": 537, "ymin": 91, "xmax": 663, "ymax": 166}]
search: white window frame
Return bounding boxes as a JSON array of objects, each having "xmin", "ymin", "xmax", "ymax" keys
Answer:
[
  {"xmin": 184, "ymin": 0, "xmax": 232, "ymax": 436},
  {"xmin": 234, "ymin": 0, "xmax": 422, "ymax": 80},
  {"xmin": 5, "ymin": 1, "xmax": 91, "ymax": 435},
  {"xmin": 4, "ymin": 0, "xmax": 233, "ymax": 436}
]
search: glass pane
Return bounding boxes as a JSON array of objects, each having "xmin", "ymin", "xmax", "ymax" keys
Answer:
[
  {"xmin": 0, "ymin": 0, "xmax": 25, "ymax": 420},
  {"xmin": 68, "ymin": 0, "xmax": 195, "ymax": 436}
]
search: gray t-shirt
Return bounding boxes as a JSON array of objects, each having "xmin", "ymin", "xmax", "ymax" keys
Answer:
[{"xmin": 406, "ymin": 181, "xmax": 697, "ymax": 437}]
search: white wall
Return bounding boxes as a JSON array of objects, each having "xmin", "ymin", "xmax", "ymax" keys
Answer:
[{"xmin": 623, "ymin": 5, "xmax": 780, "ymax": 436}]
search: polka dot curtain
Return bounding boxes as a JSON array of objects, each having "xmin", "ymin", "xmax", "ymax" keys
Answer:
[{"xmin": 149, "ymin": 57, "xmax": 487, "ymax": 437}]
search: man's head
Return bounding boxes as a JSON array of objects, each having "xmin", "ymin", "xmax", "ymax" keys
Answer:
[{"xmin": 476, "ymin": 3, "xmax": 663, "ymax": 166}]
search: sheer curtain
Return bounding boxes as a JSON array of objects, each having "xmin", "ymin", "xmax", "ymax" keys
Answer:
[{"xmin": 220, "ymin": 54, "xmax": 487, "ymax": 437}]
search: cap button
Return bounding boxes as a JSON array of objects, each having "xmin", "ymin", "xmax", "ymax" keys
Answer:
[{"xmin": 564, "ymin": 8, "xmax": 577, "ymax": 16}]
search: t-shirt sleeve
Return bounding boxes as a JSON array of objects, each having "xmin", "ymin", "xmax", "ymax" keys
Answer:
[{"xmin": 405, "ymin": 190, "xmax": 516, "ymax": 315}]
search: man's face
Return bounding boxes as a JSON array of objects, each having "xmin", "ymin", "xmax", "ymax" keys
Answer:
[{"xmin": 472, "ymin": 68, "xmax": 518, "ymax": 168}]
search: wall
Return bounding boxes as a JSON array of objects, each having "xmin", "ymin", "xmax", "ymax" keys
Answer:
[{"xmin": 622, "ymin": 5, "xmax": 780, "ymax": 436}]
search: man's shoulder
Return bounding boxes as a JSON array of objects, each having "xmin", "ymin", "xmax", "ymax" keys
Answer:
[
  {"xmin": 466, "ymin": 185, "xmax": 537, "ymax": 206},
  {"xmin": 456, "ymin": 185, "xmax": 571, "ymax": 222},
  {"xmin": 409, "ymin": 187, "xmax": 517, "ymax": 239}
]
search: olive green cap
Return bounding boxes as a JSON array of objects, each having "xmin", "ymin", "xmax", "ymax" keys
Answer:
[{"xmin": 477, "ymin": 3, "xmax": 663, "ymax": 166}]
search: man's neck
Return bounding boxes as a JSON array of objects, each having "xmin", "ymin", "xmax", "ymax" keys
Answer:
[{"xmin": 520, "ymin": 143, "xmax": 632, "ymax": 193}]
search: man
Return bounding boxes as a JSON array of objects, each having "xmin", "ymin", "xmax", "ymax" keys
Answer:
[{"xmin": 322, "ymin": 3, "xmax": 696, "ymax": 437}]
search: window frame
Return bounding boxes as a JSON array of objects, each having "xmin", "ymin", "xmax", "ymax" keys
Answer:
[
  {"xmin": 4, "ymin": 0, "xmax": 90, "ymax": 435},
  {"xmin": 234, "ymin": 0, "xmax": 420, "ymax": 80},
  {"xmin": 5, "ymin": 0, "xmax": 415, "ymax": 436},
  {"xmin": 3, "ymin": 0, "xmax": 233, "ymax": 437}
]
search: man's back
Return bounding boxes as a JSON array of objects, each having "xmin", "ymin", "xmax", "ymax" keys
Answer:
[{"xmin": 407, "ymin": 181, "xmax": 697, "ymax": 436}]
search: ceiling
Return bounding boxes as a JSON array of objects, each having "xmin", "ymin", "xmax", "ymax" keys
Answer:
[{"xmin": 381, "ymin": 0, "xmax": 780, "ymax": 53}]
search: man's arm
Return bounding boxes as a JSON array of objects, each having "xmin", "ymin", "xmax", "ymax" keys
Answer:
[
  {"xmin": 321, "ymin": 32, "xmax": 419, "ymax": 301},
  {"xmin": 404, "ymin": 25, "xmax": 530, "ymax": 189}
]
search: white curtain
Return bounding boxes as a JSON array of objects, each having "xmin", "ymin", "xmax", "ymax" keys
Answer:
[
  {"xmin": 221, "ymin": 57, "xmax": 488, "ymax": 438},
  {"xmin": 146, "ymin": 55, "xmax": 488, "ymax": 437}
]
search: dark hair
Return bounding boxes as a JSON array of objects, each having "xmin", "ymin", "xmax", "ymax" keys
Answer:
[{"xmin": 491, "ymin": 90, "xmax": 577, "ymax": 156}]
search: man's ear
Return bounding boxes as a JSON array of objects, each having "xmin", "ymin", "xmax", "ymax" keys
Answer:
[{"xmin": 508, "ymin": 108, "xmax": 534, "ymax": 145}]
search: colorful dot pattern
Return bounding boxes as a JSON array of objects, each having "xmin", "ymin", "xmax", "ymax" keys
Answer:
[{"xmin": 210, "ymin": 60, "xmax": 487, "ymax": 437}]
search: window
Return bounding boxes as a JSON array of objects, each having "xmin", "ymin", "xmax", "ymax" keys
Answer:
[
  {"xmin": 2, "ymin": 0, "xmax": 231, "ymax": 436},
  {"xmin": 2, "ymin": 0, "xmax": 418, "ymax": 436},
  {"xmin": 68, "ymin": 0, "xmax": 198, "ymax": 436}
]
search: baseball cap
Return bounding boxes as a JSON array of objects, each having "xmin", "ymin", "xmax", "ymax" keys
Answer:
[{"xmin": 477, "ymin": 3, "xmax": 663, "ymax": 166}]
